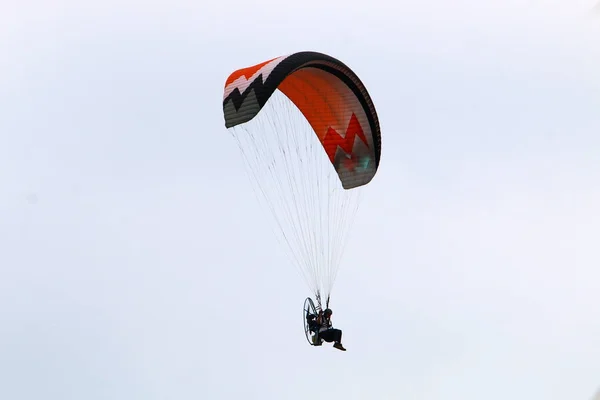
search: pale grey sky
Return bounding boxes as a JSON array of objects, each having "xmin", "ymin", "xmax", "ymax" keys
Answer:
[{"xmin": 1, "ymin": 1, "xmax": 599, "ymax": 399}]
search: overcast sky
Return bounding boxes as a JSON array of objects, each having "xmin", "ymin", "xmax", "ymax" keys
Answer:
[{"xmin": 1, "ymin": 1, "xmax": 599, "ymax": 399}]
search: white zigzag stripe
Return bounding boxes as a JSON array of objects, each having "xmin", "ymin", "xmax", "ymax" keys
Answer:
[{"xmin": 223, "ymin": 55, "xmax": 288, "ymax": 101}]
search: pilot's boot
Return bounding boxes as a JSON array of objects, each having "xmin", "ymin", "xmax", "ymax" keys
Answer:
[{"xmin": 333, "ymin": 342, "xmax": 346, "ymax": 351}]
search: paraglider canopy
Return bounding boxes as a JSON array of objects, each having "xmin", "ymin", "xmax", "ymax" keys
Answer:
[{"xmin": 223, "ymin": 51, "xmax": 381, "ymax": 190}]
